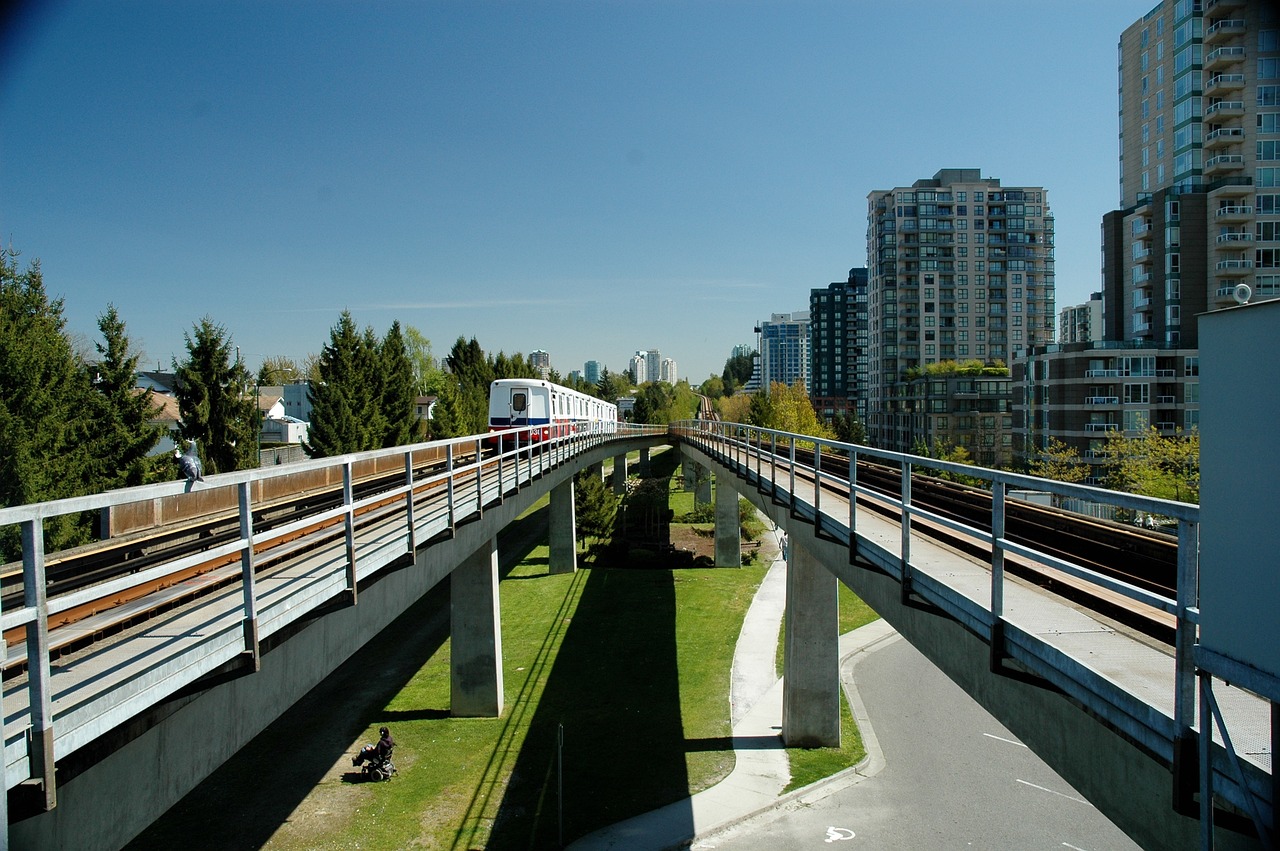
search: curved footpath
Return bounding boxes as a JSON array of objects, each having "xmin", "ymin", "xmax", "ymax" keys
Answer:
[{"xmin": 568, "ymin": 553, "xmax": 897, "ymax": 850}]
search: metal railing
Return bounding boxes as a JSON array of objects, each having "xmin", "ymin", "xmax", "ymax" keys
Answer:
[{"xmin": 671, "ymin": 420, "xmax": 1272, "ymax": 845}]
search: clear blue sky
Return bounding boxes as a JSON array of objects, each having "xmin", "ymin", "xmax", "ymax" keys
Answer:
[{"xmin": 2, "ymin": 0, "xmax": 1152, "ymax": 383}]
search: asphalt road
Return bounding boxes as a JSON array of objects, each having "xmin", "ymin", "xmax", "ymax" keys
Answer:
[{"xmin": 697, "ymin": 635, "xmax": 1142, "ymax": 851}]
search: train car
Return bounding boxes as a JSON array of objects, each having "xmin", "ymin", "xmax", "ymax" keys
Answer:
[{"xmin": 488, "ymin": 378, "xmax": 618, "ymax": 443}]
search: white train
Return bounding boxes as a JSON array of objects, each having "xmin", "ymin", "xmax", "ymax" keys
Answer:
[{"xmin": 488, "ymin": 378, "xmax": 617, "ymax": 442}]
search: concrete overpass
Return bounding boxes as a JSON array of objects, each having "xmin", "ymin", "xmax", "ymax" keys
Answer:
[{"xmin": 0, "ymin": 421, "xmax": 1272, "ymax": 850}]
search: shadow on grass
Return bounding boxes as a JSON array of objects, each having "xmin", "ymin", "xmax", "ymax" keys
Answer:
[
  {"xmin": 125, "ymin": 504, "xmax": 551, "ymax": 851},
  {"xmin": 481, "ymin": 567, "xmax": 688, "ymax": 850}
]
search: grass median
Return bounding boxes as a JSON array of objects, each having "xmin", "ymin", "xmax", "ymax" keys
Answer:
[{"xmin": 130, "ymin": 484, "xmax": 876, "ymax": 850}]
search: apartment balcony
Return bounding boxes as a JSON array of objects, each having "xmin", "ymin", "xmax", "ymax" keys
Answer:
[
  {"xmin": 1134, "ymin": 293, "xmax": 1153, "ymax": 308},
  {"xmin": 1133, "ymin": 269, "xmax": 1153, "ymax": 285},
  {"xmin": 1207, "ymin": 176, "xmax": 1253, "ymax": 198},
  {"xmin": 1215, "ymin": 231, "xmax": 1255, "ymax": 246},
  {"xmin": 1205, "ymin": 100, "xmax": 1245, "ymax": 120},
  {"xmin": 1206, "ymin": 0, "xmax": 1245, "ymax": 11},
  {"xmin": 1086, "ymin": 423, "xmax": 1120, "ymax": 432},
  {"xmin": 1215, "ymin": 204, "xmax": 1254, "ymax": 222},
  {"xmin": 1132, "ymin": 220, "xmax": 1153, "ymax": 236},
  {"xmin": 1132, "ymin": 247, "xmax": 1154, "ymax": 265},
  {"xmin": 1085, "ymin": 368, "xmax": 1122, "ymax": 378},
  {"xmin": 1155, "ymin": 421, "xmax": 1179, "ymax": 435},
  {"xmin": 1205, "ymin": 46, "xmax": 1245, "ymax": 70},
  {"xmin": 1204, "ymin": 153, "xmax": 1245, "ymax": 176},
  {"xmin": 1216, "ymin": 259, "xmax": 1255, "ymax": 275},
  {"xmin": 1205, "ymin": 73, "xmax": 1246, "ymax": 97},
  {"xmin": 1156, "ymin": 395, "xmax": 1177, "ymax": 405},
  {"xmin": 1204, "ymin": 126, "xmax": 1245, "ymax": 149},
  {"xmin": 1085, "ymin": 396, "xmax": 1120, "ymax": 405},
  {"xmin": 1215, "ymin": 283, "xmax": 1253, "ymax": 305},
  {"xmin": 1204, "ymin": 18, "xmax": 1246, "ymax": 45}
]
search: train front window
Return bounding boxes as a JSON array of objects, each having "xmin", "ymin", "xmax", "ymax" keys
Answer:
[{"xmin": 510, "ymin": 391, "xmax": 527, "ymax": 413}]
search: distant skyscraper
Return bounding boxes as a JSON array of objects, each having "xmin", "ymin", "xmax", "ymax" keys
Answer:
[
  {"xmin": 754, "ymin": 312, "xmax": 810, "ymax": 392},
  {"xmin": 866, "ymin": 168, "xmax": 1054, "ymax": 450},
  {"xmin": 660, "ymin": 357, "xmax": 678, "ymax": 384},
  {"xmin": 809, "ymin": 268, "xmax": 868, "ymax": 422},
  {"xmin": 530, "ymin": 349, "xmax": 551, "ymax": 378},
  {"xmin": 584, "ymin": 360, "xmax": 602, "ymax": 385},
  {"xmin": 645, "ymin": 349, "xmax": 661, "ymax": 383},
  {"xmin": 1058, "ymin": 293, "xmax": 1104, "ymax": 344},
  {"xmin": 629, "ymin": 351, "xmax": 647, "ymax": 384}
]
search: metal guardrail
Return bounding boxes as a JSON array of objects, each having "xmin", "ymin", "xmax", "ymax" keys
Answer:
[
  {"xmin": 0, "ymin": 422, "xmax": 664, "ymax": 803},
  {"xmin": 671, "ymin": 420, "xmax": 1272, "ymax": 843}
]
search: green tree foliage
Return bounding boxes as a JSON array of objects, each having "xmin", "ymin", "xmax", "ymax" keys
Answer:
[
  {"xmin": 403, "ymin": 325, "xmax": 446, "ymax": 396},
  {"xmin": 0, "ymin": 251, "xmax": 96, "ymax": 557},
  {"xmin": 830, "ymin": 412, "xmax": 867, "ymax": 446},
  {"xmin": 595, "ymin": 368, "xmax": 631, "ymax": 406},
  {"xmin": 445, "ymin": 336, "xmax": 494, "ymax": 436},
  {"xmin": 257, "ymin": 356, "xmax": 299, "ymax": 386},
  {"xmin": 716, "ymin": 392, "xmax": 752, "ymax": 424},
  {"xmin": 632, "ymin": 380, "xmax": 700, "ymax": 425},
  {"xmin": 1027, "ymin": 436, "xmax": 1089, "ymax": 484},
  {"xmin": 426, "ymin": 382, "xmax": 464, "ymax": 440},
  {"xmin": 378, "ymin": 321, "xmax": 420, "ymax": 447},
  {"xmin": 305, "ymin": 311, "xmax": 378, "ymax": 457},
  {"xmin": 913, "ymin": 439, "xmax": 984, "ymax": 486},
  {"xmin": 721, "ymin": 349, "xmax": 755, "ymax": 395},
  {"xmin": 574, "ymin": 469, "xmax": 618, "ymax": 556},
  {"xmin": 697, "ymin": 374, "xmax": 725, "ymax": 400},
  {"xmin": 748, "ymin": 382, "xmax": 836, "ymax": 441},
  {"xmin": 1102, "ymin": 427, "xmax": 1199, "ymax": 504},
  {"xmin": 174, "ymin": 318, "xmax": 258, "ymax": 474},
  {"xmin": 86, "ymin": 304, "xmax": 166, "ymax": 488}
]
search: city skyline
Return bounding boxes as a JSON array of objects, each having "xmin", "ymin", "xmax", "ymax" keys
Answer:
[{"xmin": 2, "ymin": 1, "xmax": 1152, "ymax": 382}]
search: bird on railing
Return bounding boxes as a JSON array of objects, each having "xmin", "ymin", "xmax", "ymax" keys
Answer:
[{"xmin": 175, "ymin": 440, "xmax": 204, "ymax": 486}]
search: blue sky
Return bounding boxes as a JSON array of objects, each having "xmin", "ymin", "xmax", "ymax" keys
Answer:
[{"xmin": 2, "ymin": 0, "xmax": 1151, "ymax": 383}]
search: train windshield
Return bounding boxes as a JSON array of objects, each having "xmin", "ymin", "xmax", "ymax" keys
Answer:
[{"xmin": 510, "ymin": 390, "xmax": 527, "ymax": 413}]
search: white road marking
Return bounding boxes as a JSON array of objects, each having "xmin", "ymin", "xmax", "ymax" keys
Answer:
[
  {"xmin": 824, "ymin": 826, "xmax": 856, "ymax": 842},
  {"xmin": 983, "ymin": 733, "xmax": 1028, "ymax": 748},
  {"xmin": 1016, "ymin": 778, "xmax": 1088, "ymax": 804}
]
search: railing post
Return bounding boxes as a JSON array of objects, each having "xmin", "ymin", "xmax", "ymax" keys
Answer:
[
  {"xmin": 989, "ymin": 479, "xmax": 1006, "ymax": 671},
  {"xmin": 1173, "ymin": 517, "xmax": 1200, "ymax": 811},
  {"xmin": 238, "ymin": 481, "xmax": 261, "ymax": 669},
  {"xmin": 813, "ymin": 443, "xmax": 823, "ymax": 534},
  {"xmin": 497, "ymin": 432, "xmax": 506, "ymax": 500},
  {"xmin": 343, "ymin": 462, "xmax": 358, "ymax": 603},
  {"xmin": 788, "ymin": 436, "xmax": 796, "ymax": 505},
  {"xmin": 475, "ymin": 437, "xmax": 484, "ymax": 514},
  {"xmin": 22, "ymin": 518, "xmax": 56, "ymax": 810},
  {"xmin": 899, "ymin": 457, "xmax": 912, "ymax": 598},
  {"xmin": 446, "ymin": 442, "xmax": 457, "ymax": 534},
  {"xmin": 769, "ymin": 433, "xmax": 777, "ymax": 497},
  {"xmin": 848, "ymin": 449, "xmax": 858, "ymax": 563},
  {"xmin": 404, "ymin": 450, "xmax": 418, "ymax": 554}
]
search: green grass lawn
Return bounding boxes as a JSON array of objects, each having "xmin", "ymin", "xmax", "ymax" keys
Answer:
[{"xmin": 130, "ymin": 465, "xmax": 879, "ymax": 850}]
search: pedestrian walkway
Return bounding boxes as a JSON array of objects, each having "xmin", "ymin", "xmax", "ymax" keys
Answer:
[{"xmin": 568, "ymin": 550, "xmax": 896, "ymax": 850}]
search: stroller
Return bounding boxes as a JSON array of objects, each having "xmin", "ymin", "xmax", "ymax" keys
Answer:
[{"xmin": 361, "ymin": 745, "xmax": 396, "ymax": 782}]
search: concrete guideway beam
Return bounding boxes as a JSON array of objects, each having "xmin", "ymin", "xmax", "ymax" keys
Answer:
[
  {"xmin": 549, "ymin": 479, "xmax": 577, "ymax": 575},
  {"xmin": 611, "ymin": 454, "xmax": 628, "ymax": 495},
  {"xmin": 781, "ymin": 540, "xmax": 840, "ymax": 747},
  {"xmin": 714, "ymin": 476, "xmax": 741, "ymax": 569},
  {"xmin": 450, "ymin": 537, "xmax": 504, "ymax": 718}
]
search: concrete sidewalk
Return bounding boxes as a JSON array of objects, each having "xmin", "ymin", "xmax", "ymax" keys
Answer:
[{"xmin": 568, "ymin": 556, "xmax": 897, "ymax": 850}]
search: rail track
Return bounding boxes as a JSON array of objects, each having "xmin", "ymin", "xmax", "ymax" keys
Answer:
[{"xmin": 4, "ymin": 433, "xmax": 1183, "ymax": 675}]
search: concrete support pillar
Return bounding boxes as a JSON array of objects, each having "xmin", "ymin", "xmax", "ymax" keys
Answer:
[
  {"xmin": 682, "ymin": 460, "xmax": 696, "ymax": 492},
  {"xmin": 638, "ymin": 447, "xmax": 651, "ymax": 476},
  {"xmin": 451, "ymin": 537, "xmax": 504, "ymax": 717},
  {"xmin": 587, "ymin": 462, "xmax": 604, "ymax": 481},
  {"xmin": 694, "ymin": 463, "xmax": 712, "ymax": 506},
  {"xmin": 612, "ymin": 453, "xmax": 628, "ymax": 495},
  {"xmin": 782, "ymin": 539, "xmax": 840, "ymax": 747},
  {"xmin": 549, "ymin": 478, "xmax": 577, "ymax": 575},
  {"xmin": 714, "ymin": 477, "xmax": 741, "ymax": 568}
]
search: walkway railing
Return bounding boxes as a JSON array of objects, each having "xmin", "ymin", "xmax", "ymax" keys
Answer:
[
  {"xmin": 672, "ymin": 420, "xmax": 1272, "ymax": 841},
  {"xmin": 0, "ymin": 422, "xmax": 663, "ymax": 801}
]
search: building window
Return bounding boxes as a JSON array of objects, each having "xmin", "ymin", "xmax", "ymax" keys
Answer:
[{"xmin": 1185, "ymin": 357, "xmax": 1199, "ymax": 377}]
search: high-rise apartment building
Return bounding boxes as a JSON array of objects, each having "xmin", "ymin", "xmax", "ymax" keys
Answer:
[
  {"xmin": 1059, "ymin": 292, "xmax": 1105, "ymax": 343},
  {"xmin": 645, "ymin": 349, "xmax": 661, "ymax": 384},
  {"xmin": 629, "ymin": 351, "xmax": 647, "ymax": 385},
  {"xmin": 584, "ymin": 360, "xmax": 602, "ymax": 385},
  {"xmin": 529, "ymin": 349, "xmax": 551, "ymax": 378},
  {"xmin": 1103, "ymin": 0, "xmax": 1279, "ymax": 347},
  {"xmin": 753, "ymin": 312, "xmax": 810, "ymax": 392},
  {"xmin": 809, "ymin": 268, "xmax": 869, "ymax": 423},
  {"xmin": 660, "ymin": 357, "xmax": 678, "ymax": 384},
  {"xmin": 866, "ymin": 168, "xmax": 1055, "ymax": 450}
]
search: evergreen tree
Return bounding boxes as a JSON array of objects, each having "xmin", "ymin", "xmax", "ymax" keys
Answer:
[
  {"xmin": 174, "ymin": 318, "xmax": 257, "ymax": 474},
  {"xmin": 722, "ymin": 349, "xmax": 756, "ymax": 395},
  {"xmin": 831, "ymin": 411, "xmax": 868, "ymax": 446},
  {"xmin": 305, "ymin": 311, "xmax": 374, "ymax": 457},
  {"xmin": 574, "ymin": 469, "xmax": 618, "ymax": 557},
  {"xmin": 427, "ymin": 382, "xmax": 463, "ymax": 439},
  {"xmin": 378, "ymin": 321, "xmax": 419, "ymax": 447},
  {"xmin": 0, "ymin": 250, "xmax": 95, "ymax": 558},
  {"xmin": 445, "ymin": 336, "xmax": 493, "ymax": 435},
  {"xmin": 361, "ymin": 325, "xmax": 388, "ymax": 447},
  {"xmin": 87, "ymin": 304, "xmax": 166, "ymax": 488}
]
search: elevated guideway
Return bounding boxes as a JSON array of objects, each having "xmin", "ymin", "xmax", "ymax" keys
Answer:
[
  {"xmin": 0, "ymin": 424, "xmax": 666, "ymax": 851},
  {"xmin": 675, "ymin": 421, "xmax": 1272, "ymax": 851}
]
